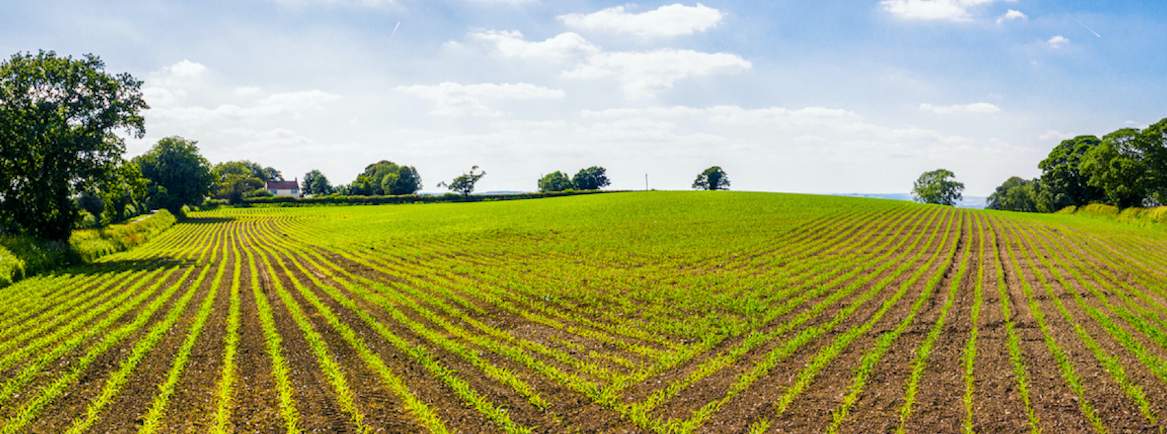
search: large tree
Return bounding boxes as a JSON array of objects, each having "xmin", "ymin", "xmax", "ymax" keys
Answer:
[
  {"xmin": 538, "ymin": 171, "xmax": 574, "ymax": 192},
  {"xmin": 912, "ymin": 169, "xmax": 964, "ymax": 206},
  {"xmin": 0, "ymin": 51, "xmax": 147, "ymax": 240},
  {"xmin": 692, "ymin": 166, "xmax": 730, "ymax": 190},
  {"xmin": 302, "ymin": 169, "xmax": 333, "ymax": 196},
  {"xmin": 1080, "ymin": 128, "xmax": 1151, "ymax": 208},
  {"xmin": 1137, "ymin": 118, "xmax": 1167, "ymax": 205},
  {"xmin": 571, "ymin": 166, "xmax": 611, "ymax": 190},
  {"xmin": 1038, "ymin": 135, "xmax": 1106, "ymax": 210},
  {"xmin": 211, "ymin": 161, "xmax": 268, "ymax": 204},
  {"xmin": 135, "ymin": 136, "xmax": 214, "ymax": 214}
]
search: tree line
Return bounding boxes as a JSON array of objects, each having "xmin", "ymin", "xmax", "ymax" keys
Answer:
[{"xmin": 988, "ymin": 118, "xmax": 1167, "ymax": 212}]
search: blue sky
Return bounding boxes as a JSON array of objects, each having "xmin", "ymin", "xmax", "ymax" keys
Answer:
[{"xmin": 3, "ymin": 0, "xmax": 1165, "ymax": 194}]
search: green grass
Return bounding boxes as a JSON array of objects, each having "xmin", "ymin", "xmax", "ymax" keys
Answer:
[{"xmin": 3, "ymin": 191, "xmax": 1167, "ymax": 432}]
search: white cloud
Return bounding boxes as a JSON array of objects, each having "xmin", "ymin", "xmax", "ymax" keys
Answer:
[
  {"xmin": 880, "ymin": 0, "xmax": 993, "ymax": 22},
  {"xmin": 396, "ymin": 82, "xmax": 565, "ymax": 117},
  {"xmin": 996, "ymin": 9, "xmax": 1027, "ymax": 24},
  {"xmin": 1047, "ymin": 35, "xmax": 1070, "ymax": 48},
  {"xmin": 468, "ymin": 30, "xmax": 598, "ymax": 62},
  {"xmin": 1039, "ymin": 130, "xmax": 1069, "ymax": 141},
  {"xmin": 564, "ymin": 49, "xmax": 751, "ymax": 97},
  {"xmin": 919, "ymin": 102, "xmax": 1002, "ymax": 114},
  {"xmin": 470, "ymin": 31, "xmax": 750, "ymax": 97},
  {"xmin": 558, "ymin": 3, "xmax": 724, "ymax": 38}
]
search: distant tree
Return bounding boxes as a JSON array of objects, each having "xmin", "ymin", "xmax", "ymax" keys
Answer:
[
  {"xmin": 438, "ymin": 165, "xmax": 485, "ymax": 196},
  {"xmin": 353, "ymin": 160, "xmax": 422, "ymax": 195},
  {"xmin": 987, "ymin": 177, "xmax": 1042, "ymax": 212},
  {"xmin": 571, "ymin": 166, "xmax": 611, "ymax": 190},
  {"xmin": 77, "ymin": 191, "xmax": 106, "ymax": 226},
  {"xmin": 912, "ymin": 169, "xmax": 964, "ymax": 206},
  {"xmin": 302, "ymin": 170, "xmax": 333, "ymax": 196},
  {"xmin": 212, "ymin": 161, "xmax": 268, "ymax": 204},
  {"xmin": 692, "ymin": 166, "xmax": 730, "ymax": 190},
  {"xmin": 1038, "ymin": 135, "xmax": 1106, "ymax": 210},
  {"xmin": 538, "ymin": 171, "xmax": 574, "ymax": 192},
  {"xmin": 1081, "ymin": 128, "xmax": 1151, "ymax": 208},
  {"xmin": 135, "ymin": 136, "xmax": 214, "ymax": 214},
  {"xmin": 100, "ymin": 162, "xmax": 149, "ymax": 222},
  {"xmin": 0, "ymin": 50, "xmax": 147, "ymax": 240}
]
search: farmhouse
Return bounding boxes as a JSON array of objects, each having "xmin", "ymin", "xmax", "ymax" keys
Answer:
[{"xmin": 266, "ymin": 179, "xmax": 301, "ymax": 197}]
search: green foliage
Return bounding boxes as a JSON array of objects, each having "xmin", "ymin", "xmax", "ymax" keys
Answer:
[
  {"xmin": 986, "ymin": 177, "xmax": 1043, "ymax": 212},
  {"xmin": 912, "ymin": 168, "xmax": 963, "ymax": 206},
  {"xmin": 1038, "ymin": 135, "xmax": 1105, "ymax": 210},
  {"xmin": 538, "ymin": 171, "xmax": 574, "ymax": 193},
  {"xmin": 438, "ymin": 165, "xmax": 486, "ymax": 196},
  {"xmin": 349, "ymin": 160, "xmax": 422, "ymax": 196},
  {"xmin": 100, "ymin": 162, "xmax": 150, "ymax": 223},
  {"xmin": 68, "ymin": 209, "xmax": 177, "ymax": 262},
  {"xmin": 135, "ymin": 136, "xmax": 214, "ymax": 214},
  {"xmin": 211, "ymin": 161, "xmax": 274, "ymax": 204},
  {"xmin": 0, "ymin": 50, "xmax": 147, "ymax": 240},
  {"xmin": 0, "ymin": 236, "xmax": 74, "ymax": 287},
  {"xmin": 572, "ymin": 166, "xmax": 611, "ymax": 190},
  {"xmin": 692, "ymin": 166, "xmax": 730, "ymax": 190},
  {"xmin": 244, "ymin": 190, "xmax": 609, "ymax": 206},
  {"xmin": 1081, "ymin": 128, "xmax": 1150, "ymax": 208},
  {"xmin": 302, "ymin": 169, "xmax": 333, "ymax": 196},
  {"xmin": 77, "ymin": 192, "xmax": 106, "ymax": 226}
]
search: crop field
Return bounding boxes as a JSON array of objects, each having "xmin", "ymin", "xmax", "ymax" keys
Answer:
[{"xmin": 2, "ymin": 191, "xmax": 1167, "ymax": 433}]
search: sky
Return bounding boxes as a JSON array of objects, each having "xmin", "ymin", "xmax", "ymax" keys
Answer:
[{"xmin": 3, "ymin": 0, "xmax": 1165, "ymax": 195}]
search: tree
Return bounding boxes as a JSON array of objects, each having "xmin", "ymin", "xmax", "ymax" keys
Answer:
[
  {"xmin": 352, "ymin": 160, "xmax": 422, "ymax": 195},
  {"xmin": 572, "ymin": 166, "xmax": 611, "ymax": 190},
  {"xmin": 0, "ymin": 51, "xmax": 147, "ymax": 240},
  {"xmin": 438, "ymin": 165, "xmax": 485, "ymax": 196},
  {"xmin": 538, "ymin": 171, "xmax": 574, "ymax": 192},
  {"xmin": 302, "ymin": 170, "xmax": 333, "ymax": 196},
  {"xmin": 135, "ymin": 136, "xmax": 214, "ymax": 214},
  {"xmin": 1081, "ymin": 128, "xmax": 1151, "ymax": 208},
  {"xmin": 77, "ymin": 191, "xmax": 106, "ymax": 226},
  {"xmin": 1038, "ymin": 135, "xmax": 1106, "ymax": 210},
  {"xmin": 986, "ymin": 177, "xmax": 1042, "ymax": 212},
  {"xmin": 912, "ymin": 169, "xmax": 964, "ymax": 206},
  {"xmin": 1137, "ymin": 118, "xmax": 1167, "ymax": 205},
  {"xmin": 692, "ymin": 166, "xmax": 730, "ymax": 190},
  {"xmin": 100, "ymin": 161, "xmax": 149, "ymax": 222},
  {"xmin": 212, "ymin": 161, "xmax": 268, "ymax": 204}
]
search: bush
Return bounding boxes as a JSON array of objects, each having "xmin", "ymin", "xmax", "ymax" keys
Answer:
[
  {"xmin": 0, "ymin": 236, "xmax": 74, "ymax": 287},
  {"xmin": 69, "ymin": 209, "xmax": 177, "ymax": 262}
]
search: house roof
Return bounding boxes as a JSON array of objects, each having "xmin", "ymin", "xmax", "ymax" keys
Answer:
[{"xmin": 266, "ymin": 180, "xmax": 299, "ymax": 190}]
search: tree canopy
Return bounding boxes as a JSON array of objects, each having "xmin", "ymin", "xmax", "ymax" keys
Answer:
[
  {"xmin": 302, "ymin": 169, "xmax": 333, "ymax": 196},
  {"xmin": 572, "ymin": 166, "xmax": 611, "ymax": 190},
  {"xmin": 692, "ymin": 166, "xmax": 730, "ymax": 190},
  {"xmin": 1038, "ymin": 135, "xmax": 1105, "ymax": 210},
  {"xmin": 212, "ymin": 160, "xmax": 281, "ymax": 204},
  {"xmin": 135, "ymin": 136, "xmax": 214, "ymax": 214},
  {"xmin": 439, "ymin": 165, "xmax": 485, "ymax": 196},
  {"xmin": 987, "ymin": 177, "xmax": 1042, "ymax": 212},
  {"xmin": 349, "ymin": 160, "xmax": 422, "ymax": 196},
  {"xmin": 0, "ymin": 51, "xmax": 147, "ymax": 240},
  {"xmin": 538, "ymin": 171, "xmax": 574, "ymax": 193},
  {"xmin": 1080, "ymin": 128, "xmax": 1151, "ymax": 208},
  {"xmin": 912, "ymin": 169, "xmax": 964, "ymax": 206}
]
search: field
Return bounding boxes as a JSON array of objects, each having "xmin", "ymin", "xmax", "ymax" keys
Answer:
[{"xmin": 1, "ymin": 191, "xmax": 1167, "ymax": 433}]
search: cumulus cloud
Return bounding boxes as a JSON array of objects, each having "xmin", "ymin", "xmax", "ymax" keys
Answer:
[
  {"xmin": 395, "ymin": 82, "xmax": 565, "ymax": 117},
  {"xmin": 880, "ymin": 0, "xmax": 993, "ymax": 22},
  {"xmin": 563, "ymin": 49, "xmax": 751, "ymax": 98},
  {"xmin": 1047, "ymin": 35, "xmax": 1070, "ymax": 48},
  {"xmin": 470, "ymin": 31, "xmax": 750, "ymax": 97},
  {"xmin": 996, "ymin": 9, "xmax": 1027, "ymax": 24},
  {"xmin": 919, "ymin": 102, "xmax": 1001, "ymax": 114},
  {"xmin": 468, "ymin": 30, "xmax": 598, "ymax": 62},
  {"xmin": 558, "ymin": 3, "xmax": 724, "ymax": 38}
]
